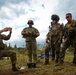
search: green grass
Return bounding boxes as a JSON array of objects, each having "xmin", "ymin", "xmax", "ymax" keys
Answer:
[{"xmin": 0, "ymin": 50, "xmax": 76, "ymax": 75}]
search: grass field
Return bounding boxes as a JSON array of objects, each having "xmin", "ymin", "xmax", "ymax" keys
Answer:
[{"xmin": 0, "ymin": 50, "xmax": 76, "ymax": 75}]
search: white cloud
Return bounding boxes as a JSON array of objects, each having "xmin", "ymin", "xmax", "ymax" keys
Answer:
[
  {"xmin": 1, "ymin": 0, "xmax": 76, "ymax": 47},
  {"xmin": 0, "ymin": 0, "xmax": 60, "ymax": 47}
]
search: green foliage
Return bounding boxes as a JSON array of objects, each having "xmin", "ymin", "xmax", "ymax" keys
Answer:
[
  {"xmin": 53, "ymin": 67, "xmax": 64, "ymax": 72},
  {"xmin": 37, "ymin": 49, "xmax": 44, "ymax": 54},
  {"xmin": 0, "ymin": 51, "xmax": 76, "ymax": 75},
  {"xmin": 5, "ymin": 43, "xmax": 12, "ymax": 50},
  {"xmin": 13, "ymin": 44, "xmax": 18, "ymax": 50},
  {"xmin": 14, "ymin": 44, "xmax": 17, "ymax": 48}
]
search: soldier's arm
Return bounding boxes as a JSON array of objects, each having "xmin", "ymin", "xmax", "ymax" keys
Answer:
[
  {"xmin": 35, "ymin": 29, "xmax": 40, "ymax": 37},
  {"xmin": 1, "ymin": 27, "xmax": 12, "ymax": 40},
  {"xmin": 21, "ymin": 28, "xmax": 26, "ymax": 35},
  {"xmin": 46, "ymin": 32, "xmax": 51, "ymax": 44},
  {"xmin": 33, "ymin": 28, "xmax": 40, "ymax": 38},
  {"xmin": 21, "ymin": 28, "xmax": 29, "ymax": 38},
  {"xmin": 46, "ymin": 37, "xmax": 48, "ymax": 43},
  {"xmin": 0, "ymin": 27, "xmax": 10, "ymax": 33},
  {"xmin": 69, "ymin": 20, "xmax": 76, "ymax": 30},
  {"xmin": 72, "ymin": 20, "xmax": 76, "ymax": 27}
]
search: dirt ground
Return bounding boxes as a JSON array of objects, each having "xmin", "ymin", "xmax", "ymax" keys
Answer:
[{"xmin": 0, "ymin": 62, "xmax": 76, "ymax": 75}]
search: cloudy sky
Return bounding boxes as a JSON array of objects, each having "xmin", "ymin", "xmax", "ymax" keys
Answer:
[{"xmin": 0, "ymin": 0, "xmax": 76, "ymax": 47}]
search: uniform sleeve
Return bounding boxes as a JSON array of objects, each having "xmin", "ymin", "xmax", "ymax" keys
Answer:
[
  {"xmin": 68, "ymin": 20, "xmax": 76, "ymax": 37},
  {"xmin": 21, "ymin": 28, "xmax": 26, "ymax": 35},
  {"xmin": 72, "ymin": 20, "xmax": 76, "ymax": 27},
  {"xmin": 33, "ymin": 28, "xmax": 40, "ymax": 38},
  {"xmin": 46, "ymin": 34, "xmax": 49, "ymax": 43},
  {"xmin": 35, "ymin": 29, "xmax": 40, "ymax": 37},
  {"xmin": 46, "ymin": 32, "xmax": 49, "ymax": 39},
  {"xmin": 0, "ymin": 32, "xmax": 12, "ymax": 40},
  {"xmin": 46, "ymin": 32, "xmax": 51, "ymax": 43},
  {"xmin": 21, "ymin": 28, "xmax": 28, "ymax": 38}
]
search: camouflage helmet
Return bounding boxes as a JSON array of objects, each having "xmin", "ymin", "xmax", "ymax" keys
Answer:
[
  {"xmin": 51, "ymin": 14, "xmax": 60, "ymax": 21},
  {"xmin": 27, "ymin": 20, "xmax": 34, "ymax": 25}
]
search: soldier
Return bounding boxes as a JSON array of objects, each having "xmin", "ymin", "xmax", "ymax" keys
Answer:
[
  {"xmin": 0, "ymin": 27, "xmax": 18, "ymax": 71},
  {"xmin": 44, "ymin": 14, "xmax": 63, "ymax": 65},
  {"xmin": 59, "ymin": 13, "xmax": 76, "ymax": 65},
  {"xmin": 21, "ymin": 20, "xmax": 40, "ymax": 63}
]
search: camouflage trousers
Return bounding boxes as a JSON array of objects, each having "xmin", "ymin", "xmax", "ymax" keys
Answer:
[
  {"xmin": 0, "ymin": 50, "xmax": 17, "ymax": 65},
  {"xmin": 45, "ymin": 43, "xmax": 50, "ymax": 64},
  {"xmin": 45, "ymin": 43, "xmax": 60, "ymax": 63},
  {"xmin": 26, "ymin": 41, "xmax": 37, "ymax": 63},
  {"xmin": 59, "ymin": 38, "xmax": 76, "ymax": 64},
  {"xmin": 51, "ymin": 43, "xmax": 60, "ymax": 63}
]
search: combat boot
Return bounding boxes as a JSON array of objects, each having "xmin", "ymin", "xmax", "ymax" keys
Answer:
[{"xmin": 12, "ymin": 64, "xmax": 19, "ymax": 72}]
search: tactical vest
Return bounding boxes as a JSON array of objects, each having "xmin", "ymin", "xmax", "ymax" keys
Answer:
[{"xmin": 48, "ymin": 24, "xmax": 61, "ymax": 43}]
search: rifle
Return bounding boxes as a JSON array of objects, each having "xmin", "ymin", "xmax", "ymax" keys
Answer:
[
  {"xmin": 53, "ymin": 36, "xmax": 60, "ymax": 45},
  {"xmin": 63, "ymin": 27, "xmax": 69, "ymax": 39}
]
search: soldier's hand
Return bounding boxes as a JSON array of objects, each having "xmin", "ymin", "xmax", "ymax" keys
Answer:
[
  {"xmin": 8, "ymin": 27, "xmax": 12, "ymax": 33},
  {"xmin": 3, "ymin": 27, "xmax": 9, "ymax": 32},
  {"xmin": 32, "ymin": 32, "xmax": 36, "ymax": 36}
]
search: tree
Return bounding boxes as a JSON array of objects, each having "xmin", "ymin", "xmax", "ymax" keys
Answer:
[{"xmin": 14, "ymin": 44, "xmax": 18, "ymax": 50}]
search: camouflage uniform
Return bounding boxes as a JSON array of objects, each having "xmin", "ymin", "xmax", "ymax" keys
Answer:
[
  {"xmin": 21, "ymin": 20, "xmax": 40, "ymax": 63},
  {"xmin": 0, "ymin": 32, "xmax": 17, "ymax": 71},
  {"xmin": 59, "ymin": 20, "xmax": 76, "ymax": 64},
  {"xmin": 51, "ymin": 23, "xmax": 63, "ymax": 62},
  {"xmin": 45, "ymin": 15, "xmax": 63, "ymax": 64}
]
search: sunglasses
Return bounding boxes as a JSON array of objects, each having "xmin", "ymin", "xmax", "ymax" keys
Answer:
[{"xmin": 66, "ymin": 16, "xmax": 70, "ymax": 18}]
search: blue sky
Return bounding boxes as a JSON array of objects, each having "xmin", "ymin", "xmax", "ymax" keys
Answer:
[{"xmin": 0, "ymin": 0, "xmax": 76, "ymax": 47}]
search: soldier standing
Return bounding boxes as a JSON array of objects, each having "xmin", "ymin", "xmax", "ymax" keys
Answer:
[
  {"xmin": 44, "ymin": 14, "xmax": 63, "ymax": 65},
  {"xmin": 21, "ymin": 20, "xmax": 40, "ymax": 63},
  {"xmin": 59, "ymin": 13, "xmax": 76, "ymax": 65},
  {"xmin": 0, "ymin": 27, "xmax": 18, "ymax": 71}
]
